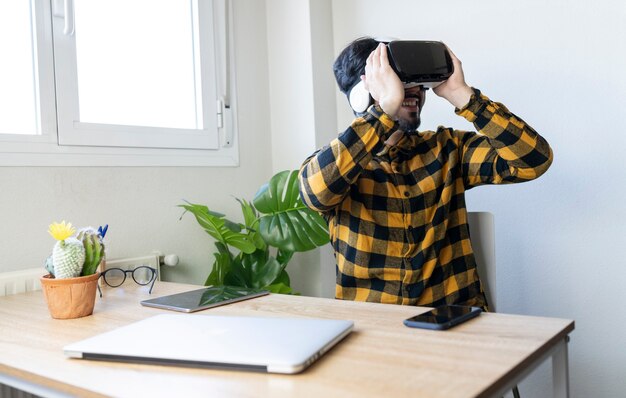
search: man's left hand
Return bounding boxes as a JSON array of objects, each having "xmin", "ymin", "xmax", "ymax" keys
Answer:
[{"xmin": 433, "ymin": 46, "xmax": 474, "ymax": 109}]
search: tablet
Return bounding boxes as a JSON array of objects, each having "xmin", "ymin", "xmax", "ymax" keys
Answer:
[{"xmin": 140, "ymin": 286, "xmax": 269, "ymax": 313}]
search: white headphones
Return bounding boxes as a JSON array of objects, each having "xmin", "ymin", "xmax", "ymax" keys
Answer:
[
  {"xmin": 348, "ymin": 81, "xmax": 373, "ymax": 114},
  {"xmin": 347, "ymin": 37, "xmax": 400, "ymax": 115}
]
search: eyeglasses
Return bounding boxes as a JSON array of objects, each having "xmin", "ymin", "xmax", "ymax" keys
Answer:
[{"xmin": 97, "ymin": 266, "xmax": 157, "ymax": 297}]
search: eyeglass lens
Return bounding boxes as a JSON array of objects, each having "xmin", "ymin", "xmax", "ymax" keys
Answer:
[
  {"xmin": 103, "ymin": 268, "xmax": 126, "ymax": 287},
  {"xmin": 132, "ymin": 266, "xmax": 154, "ymax": 285}
]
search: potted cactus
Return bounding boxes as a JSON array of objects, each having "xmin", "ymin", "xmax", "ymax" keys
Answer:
[{"xmin": 41, "ymin": 221, "xmax": 108, "ymax": 319}]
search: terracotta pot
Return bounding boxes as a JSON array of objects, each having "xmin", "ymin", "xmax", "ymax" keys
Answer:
[{"xmin": 40, "ymin": 273, "xmax": 100, "ymax": 319}]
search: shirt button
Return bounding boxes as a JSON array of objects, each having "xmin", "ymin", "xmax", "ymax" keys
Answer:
[{"xmin": 404, "ymin": 191, "xmax": 410, "ymax": 197}]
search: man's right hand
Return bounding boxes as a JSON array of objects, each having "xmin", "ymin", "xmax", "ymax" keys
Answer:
[
  {"xmin": 362, "ymin": 43, "xmax": 404, "ymax": 118},
  {"xmin": 432, "ymin": 46, "xmax": 473, "ymax": 109}
]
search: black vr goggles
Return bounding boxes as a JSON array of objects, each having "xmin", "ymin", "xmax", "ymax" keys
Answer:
[
  {"xmin": 386, "ymin": 40, "xmax": 454, "ymax": 85},
  {"xmin": 348, "ymin": 40, "xmax": 454, "ymax": 114}
]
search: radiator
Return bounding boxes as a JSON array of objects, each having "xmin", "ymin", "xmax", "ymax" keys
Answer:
[
  {"xmin": 0, "ymin": 254, "xmax": 177, "ymax": 297},
  {"xmin": 0, "ymin": 268, "xmax": 43, "ymax": 297},
  {"xmin": 0, "ymin": 383, "xmax": 41, "ymax": 398},
  {"xmin": 0, "ymin": 383, "xmax": 39, "ymax": 398}
]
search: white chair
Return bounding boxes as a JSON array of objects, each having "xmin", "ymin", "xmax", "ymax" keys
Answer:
[
  {"xmin": 467, "ymin": 212, "xmax": 497, "ymax": 311},
  {"xmin": 468, "ymin": 212, "xmax": 521, "ymax": 398}
]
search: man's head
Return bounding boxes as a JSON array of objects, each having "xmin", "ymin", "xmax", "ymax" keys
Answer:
[
  {"xmin": 333, "ymin": 37, "xmax": 426, "ymax": 132},
  {"xmin": 333, "ymin": 37, "xmax": 379, "ymax": 97}
]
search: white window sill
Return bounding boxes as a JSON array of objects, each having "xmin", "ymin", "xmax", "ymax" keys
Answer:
[{"xmin": 0, "ymin": 140, "xmax": 239, "ymax": 167}]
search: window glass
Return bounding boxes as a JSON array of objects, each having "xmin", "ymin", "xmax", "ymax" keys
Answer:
[
  {"xmin": 74, "ymin": 0, "xmax": 200, "ymax": 129},
  {"xmin": 0, "ymin": 2, "xmax": 39, "ymax": 135}
]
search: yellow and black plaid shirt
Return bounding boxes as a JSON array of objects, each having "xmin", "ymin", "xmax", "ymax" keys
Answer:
[{"xmin": 299, "ymin": 88, "xmax": 553, "ymax": 308}]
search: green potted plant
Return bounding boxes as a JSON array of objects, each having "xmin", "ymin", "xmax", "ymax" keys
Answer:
[
  {"xmin": 180, "ymin": 170, "xmax": 329, "ymax": 294},
  {"xmin": 41, "ymin": 221, "xmax": 107, "ymax": 319}
]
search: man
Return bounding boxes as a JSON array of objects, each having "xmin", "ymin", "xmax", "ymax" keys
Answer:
[{"xmin": 298, "ymin": 37, "xmax": 552, "ymax": 309}]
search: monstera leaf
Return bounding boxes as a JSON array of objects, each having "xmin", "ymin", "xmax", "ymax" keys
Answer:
[
  {"xmin": 252, "ymin": 170, "xmax": 329, "ymax": 252},
  {"xmin": 224, "ymin": 250, "xmax": 282, "ymax": 289},
  {"xmin": 223, "ymin": 251, "xmax": 293, "ymax": 294}
]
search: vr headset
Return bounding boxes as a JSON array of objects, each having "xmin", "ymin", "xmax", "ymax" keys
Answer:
[{"xmin": 349, "ymin": 40, "xmax": 454, "ymax": 114}]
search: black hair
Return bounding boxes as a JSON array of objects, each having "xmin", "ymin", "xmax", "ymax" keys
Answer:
[{"xmin": 333, "ymin": 37, "xmax": 380, "ymax": 95}]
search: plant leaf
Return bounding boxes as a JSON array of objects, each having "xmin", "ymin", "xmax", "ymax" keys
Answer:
[
  {"xmin": 204, "ymin": 258, "xmax": 221, "ymax": 286},
  {"xmin": 224, "ymin": 256, "xmax": 250, "ymax": 287},
  {"xmin": 225, "ymin": 250, "xmax": 281, "ymax": 289},
  {"xmin": 180, "ymin": 202, "xmax": 256, "ymax": 254},
  {"xmin": 204, "ymin": 245, "xmax": 232, "ymax": 286},
  {"xmin": 250, "ymin": 256, "xmax": 281, "ymax": 288},
  {"xmin": 264, "ymin": 283, "xmax": 293, "ymax": 294},
  {"xmin": 236, "ymin": 198, "xmax": 266, "ymax": 251},
  {"xmin": 252, "ymin": 170, "xmax": 329, "ymax": 252},
  {"xmin": 276, "ymin": 249, "xmax": 293, "ymax": 267},
  {"xmin": 273, "ymin": 269, "xmax": 290, "ymax": 286},
  {"xmin": 236, "ymin": 198, "xmax": 257, "ymax": 228}
]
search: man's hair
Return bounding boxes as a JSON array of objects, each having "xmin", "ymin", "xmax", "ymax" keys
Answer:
[{"xmin": 333, "ymin": 37, "xmax": 379, "ymax": 95}]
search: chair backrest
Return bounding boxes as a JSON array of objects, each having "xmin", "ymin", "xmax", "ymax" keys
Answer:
[{"xmin": 467, "ymin": 212, "xmax": 497, "ymax": 311}]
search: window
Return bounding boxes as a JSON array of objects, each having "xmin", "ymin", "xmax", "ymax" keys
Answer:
[
  {"xmin": 0, "ymin": 2, "xmax": 39, "ymax": 136},
  {"xmin": 0, "ymin": 0, "xmax": 237, "ymax": 166}
]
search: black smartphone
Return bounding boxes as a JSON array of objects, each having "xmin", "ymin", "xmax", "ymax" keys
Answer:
[{"xmin": 403, "ymin": 305, "xmax": 482, "ymax": 330}]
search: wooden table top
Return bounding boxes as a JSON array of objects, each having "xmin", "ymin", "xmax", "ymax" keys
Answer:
[{"xmin": 0, "ymin": 281, "xmax": 574, "ymax": 398}]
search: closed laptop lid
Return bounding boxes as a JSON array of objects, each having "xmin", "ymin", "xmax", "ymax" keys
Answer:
[{"xmin": 64, "ymin": 314, "xmax": 354, "ymax": 374}]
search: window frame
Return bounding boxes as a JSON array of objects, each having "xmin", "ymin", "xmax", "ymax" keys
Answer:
[{"xmin": 0, "ymin": 0, "xmax": 239, "ymax": 167}]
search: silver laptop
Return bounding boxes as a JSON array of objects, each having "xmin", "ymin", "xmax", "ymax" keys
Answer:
[{"xmin": 64, "ymin": 314, "xmax": 353, "ymax": 374}]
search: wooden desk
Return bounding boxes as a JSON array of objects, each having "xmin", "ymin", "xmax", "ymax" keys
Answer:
[{"xmin": 0, "ymin": 282, "xmax": 574, "ymax": 398}]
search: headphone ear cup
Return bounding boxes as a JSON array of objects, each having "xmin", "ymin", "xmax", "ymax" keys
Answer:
[{"xmin": 348, "ymin": 81, "xmax": 372, "ymax": 113}]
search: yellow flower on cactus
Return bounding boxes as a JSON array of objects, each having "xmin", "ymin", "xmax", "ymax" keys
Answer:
[{"xmin": 48, "ymin": 221, "xmax": 75, "ymax": 241}]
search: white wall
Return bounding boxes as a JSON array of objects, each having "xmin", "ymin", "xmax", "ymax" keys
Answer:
[
  {"xmin": 266, "ymin": 0, "xmax": 317, "ymax": 172},
  {"xmin": 0, "ymin": 0, "xmax": 273, "ymax": 286},
  {"xmin": 331, "ymin": 0, "xmax": 626, "ymax": 396},
  {"xmin": 265, "ymin": 0, "xmax": 337, "ymax": 297},
  {"xmin": 266, "ymin": 0, "xmax": 319, "ymax": 296}
]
